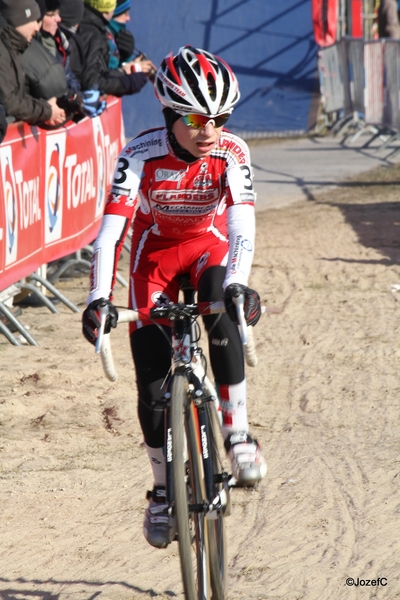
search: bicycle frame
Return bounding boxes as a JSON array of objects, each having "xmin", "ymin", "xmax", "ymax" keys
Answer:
[
  {"xmin": 161, "ymin": 284, "xmax": 230, "ymax": 515},
  {"xmin": 95, "ymin": 290, "xmax": 258, "ymax": 600}
]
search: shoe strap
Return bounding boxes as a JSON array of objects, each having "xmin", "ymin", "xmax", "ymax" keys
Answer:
[
  {"xmin": 224, "ymin": 431, "xmax": 259, "ymax": 452},
  {"xmin": 146, "ymin": 485, "xmax": 167, "ymax": 503}
]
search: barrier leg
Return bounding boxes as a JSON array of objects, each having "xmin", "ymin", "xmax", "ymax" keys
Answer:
[
  {"xmin": 331, "ymin": 114, "xmax": 353, "ymax": 136},
  {"xmin": 385, "ymin": 145, "xmax": 400, "ymax": 160},
  {"xmin": 376, "ymin": 132, "xmax": 399, "ymax": 152},
  {"xmin": 48, "ymin": 257, "xmax": 92, "ymax": 283},
  {"xmin": 361, "ymin": 131, "xmax": 382, "ymax": 148},
  {"xmin": 0, "ymin": 319, "xmax": 21, "ymax": 346},
  {"xmin": 116, "ymin": 272, "xmax": 128, "ymax": 287},
  {"xmin": 349, "ymin": 125, "xmax": 376, "ymax": 144},
  {"xmin": 0, "ymin": 301, "xmax": 39, "ymax": 346},
  {"xmin": 16, "ymin": 282, "xmax": 59, "ymax": 314},
  {"xmin": 28, "ymin": 273, "xmax": 80, "ymax": 313}
]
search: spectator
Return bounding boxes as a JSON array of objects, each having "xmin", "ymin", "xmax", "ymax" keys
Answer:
[
  {"xmin": 107, "ymin": 0, "xmax": 134, "ymax": 68},
  {"xmin": 20, "ymin": 0, "xmax": 68, "ymax": 105},
  {"xmin": 23, "ymin": 0, "xmax": 105, "ymax": 120},
  {"xmin": 0, "ymin": 99, "xmax": 8, "ymax": 143},
  {"xmin": 35, "ymin": 0, "xmax": 81, "ymax": 93},
  {"xmin": 0, "ymin": 0, "xmax": 65, "ymax": 127},
  {"xmin": 378, "ymin": 0, "xmax": 400, "ymax": 38},
  {"xmin": 58, "ymin": 0, "xmax": 85, "ymax": 84},
  {"xmin": 79, "ymin": 0, "xmax": 153, "ymax": 97},
  {"xmin": 106, "ymin": 0, "xmax": 156, "ymax": 82}
]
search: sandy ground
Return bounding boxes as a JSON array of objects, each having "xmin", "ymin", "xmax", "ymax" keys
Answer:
[{"xmin": 1, "ymin": 156, "xmax": 400, "ymax": 600}]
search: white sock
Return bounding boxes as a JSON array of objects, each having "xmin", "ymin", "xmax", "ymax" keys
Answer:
[
  {"xmin": 216, "ymin": 379, "xmax": 249, "ymax": 441},
  {"xmin": 144, "ymin": 443, "xmax": 166, "ymax": 487}
]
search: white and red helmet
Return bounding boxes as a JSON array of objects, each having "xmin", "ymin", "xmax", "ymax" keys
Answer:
[{"xmin": 154, "ymin": 45, "xmax": 240, "ymax": 116}]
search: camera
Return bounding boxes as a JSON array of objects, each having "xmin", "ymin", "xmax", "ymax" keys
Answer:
[
  {"xmin": 57, "ymin": 92, "xmax": 84, "ymax": 115},
  {"xmin": 133, "ymin": 48, "xmax": 156, "ymax": 83}
]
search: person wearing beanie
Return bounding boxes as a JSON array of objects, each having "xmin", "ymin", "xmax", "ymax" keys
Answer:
[
  {"xmin": 78, "ymin": 0, "xmax": 152, "ymax": 97},
  {"xmin": 106, "ymin": 0, "xmax": 155, "ymax": 80},
  {"xmin": 0, "ymin": 0, "xmax": 66, "ymax": 126},
  {"xmin": 113, "ymin": 0, "xmax": 130, "ymax": 16},
  {"xmin": 0, "ymin": 99, "xmax": 8, "ymax": 144},
  {"xmin": 59, "ymin": 0, "xmax": 84, "ymax": 29},
  {"xmin": 58, "ymin": 0, "xmax": 86, "ymax": 84},
  {"xmin": 33, "ymin": 0, "xmax": 82, "ymax": 94},
  {"xmin": 106, "ymin": 0, "xmax": 132, "ymax": 68},
  {"xmin": 106, "ymin": 0, "xmax": 134, "ymax": 68}
]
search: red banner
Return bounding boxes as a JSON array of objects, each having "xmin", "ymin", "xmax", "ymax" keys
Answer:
[
  {"xmin": 350, "ymin": 0, "xmax": 363, "ymax": 38},
  {"xmin": 312, "ymin": 0, "xmax": 338, "ymax": 46},
  {"xmin": 0, "ymin": 96, "xmax": 124, "ymax": 292}
]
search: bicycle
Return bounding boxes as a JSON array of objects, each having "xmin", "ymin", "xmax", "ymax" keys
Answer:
[{"xmin": 95, "ymin": 277, "xmax": 258, "ymax": 600}]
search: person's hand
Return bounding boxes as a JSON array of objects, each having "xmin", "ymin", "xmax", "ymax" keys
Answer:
[
  {"xmin": 82, "ymin": 298, "xmax": 118, "ymax": 345},
  {"xmin": 82, "ymin": 90, "xmax": 106, "ymax": 117},
  {"xmin": 132, "ymin": 56, "xmax": 157, "ymax": 75},
  {"xmin": 45, "ymin": 96, "xmax": 66, "ymax": 126},
  {"xmin": 224, "ymin": 283, "xmax": 262, "ymax": 327},
  {"xmin": 121, "ymin": 61, "xmax": 135, "ymax": 74}
]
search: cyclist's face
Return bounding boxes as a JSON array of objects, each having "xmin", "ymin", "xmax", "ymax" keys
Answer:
[{"xmin": 172, "ymin": 118, "xmax": 223, "ymax": 159}]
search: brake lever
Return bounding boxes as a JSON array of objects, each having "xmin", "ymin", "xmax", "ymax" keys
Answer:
[
  {"xmin": 95, "ymin": 303, "xmax": 109, "ymax": 354},
  {"xmin": 232, "ymin": 294, "xmax": 248, "ymax": 345}
]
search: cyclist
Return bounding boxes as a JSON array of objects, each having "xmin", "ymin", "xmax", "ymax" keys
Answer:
[{"xmin": 82, "ymin": 46, "xmax": 267, "ymax": 549}]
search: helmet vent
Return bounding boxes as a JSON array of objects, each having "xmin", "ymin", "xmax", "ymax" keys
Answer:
[
  {"xmin": 168, "ymin": 89, "xmax": 191, "ymax": 106},
  {"xmin": 156, "ymin": 79, "xmax": 165, "ymax": 97},
  {"xmin": 207, "ymin": 74, "xmax": 216, "ymax": 101}
]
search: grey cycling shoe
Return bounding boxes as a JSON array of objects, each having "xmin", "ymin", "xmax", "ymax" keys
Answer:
[
  {"xmin": 225, "ymin": 431, "xmax": 267, "ymax": 487},
  {"xmin": 143, "ymin": 486, "xmax": 176, "ymax": 549}
]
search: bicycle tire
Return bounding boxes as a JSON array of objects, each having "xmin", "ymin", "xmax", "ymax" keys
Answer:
[
  {"xmin": 171, "ymin": 371, "xmax": 211, "ymax": 600},
  {"xmin": 205, "ymin": 401, "xmax": 228, "ymax": 600}
]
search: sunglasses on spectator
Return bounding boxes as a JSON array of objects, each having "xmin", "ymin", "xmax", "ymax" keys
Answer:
[{"xmin": 181, "ymin": 112, "xmax": 232, "ymax": 129}]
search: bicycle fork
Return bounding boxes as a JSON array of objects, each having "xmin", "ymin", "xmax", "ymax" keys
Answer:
[{"xmin": 164, "ymin": 368, "xmax": 231, "ymax": 518}]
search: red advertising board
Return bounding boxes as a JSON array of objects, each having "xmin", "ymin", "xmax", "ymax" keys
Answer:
[
  {"xmin": 0, "ymin": 96, "xmax": 124, "ymax": 292},
  {"xmin": 350, "ymin": 0, "xmax": 363, "ymax": 37},
  {"xmin": 312, "ymin": 0, "xmax": 339, "ymax": 46}
]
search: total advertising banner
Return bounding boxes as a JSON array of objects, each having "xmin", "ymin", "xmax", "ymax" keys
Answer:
[{"xmin": 0, "ymin": 96, "xmax": 124, "ymax": 292}]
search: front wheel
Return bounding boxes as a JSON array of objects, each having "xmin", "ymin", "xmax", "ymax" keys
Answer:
[
  {"xmin": 171, "ymin": 371, "xmax": 210, "ymax": 600},
  {"xmin": 205, "ymin": 401, "xmax": 228, "ymax": 600}
]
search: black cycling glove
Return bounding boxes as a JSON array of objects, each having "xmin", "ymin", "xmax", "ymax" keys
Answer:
[
  {"xmin": 224, "ymin": 283, "xmax": 262, "ymax": 327},
  {"xmin": 82, "ymin": 298, "xmax": 118, "ymax": 345}
]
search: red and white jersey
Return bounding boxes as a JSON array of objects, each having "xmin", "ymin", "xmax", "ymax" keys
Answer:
[{"xmin": 88, "ymin": 127, "xmax": 256, "ymax": 303}]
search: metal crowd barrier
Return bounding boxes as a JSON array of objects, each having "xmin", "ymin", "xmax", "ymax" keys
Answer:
[
  {"xmin": 0, "ymin": 97, "xmax": 126, "ymax": 347},
  {"xmin": 317, "ymin": 42, "xmax": 344, "ymax": 131},
  {"xmin": 317, "ymin": 37, "xmax": 400, "ymax": 152}
]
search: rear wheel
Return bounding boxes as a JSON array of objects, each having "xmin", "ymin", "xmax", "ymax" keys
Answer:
[{"xmin": 171, "ymin": 372, "xmax": 211, "ymax": 600}]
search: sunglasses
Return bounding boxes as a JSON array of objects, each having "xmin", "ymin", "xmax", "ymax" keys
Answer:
[{"xmin": 181, "ymin": 112, "xmax": 231, "ymax": 129}]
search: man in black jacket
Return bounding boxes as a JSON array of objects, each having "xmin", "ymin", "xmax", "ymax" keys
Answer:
[
  {"xmin": 59, "ymin": 0, "xmax": 85, "ymax": 84},
  {"xmin": 0, "ymin": 0, "xmax": 66, "ymax": 126},
  {"xmin": 0, "ymin": 99, "xmax": 8, "ymax": 143},
  {"xmin": 79, "ymin": 0, "xmax": 152, "ymax": 97}
]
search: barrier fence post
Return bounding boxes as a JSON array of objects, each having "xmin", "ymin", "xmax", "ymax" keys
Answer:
[
  {"xmin": 358, "ymin": 39, "xmax": 386, "ymax": 145},
  {"xmin": 317, "ymin": 42, "xmax": 345, "ymax": 130}
]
